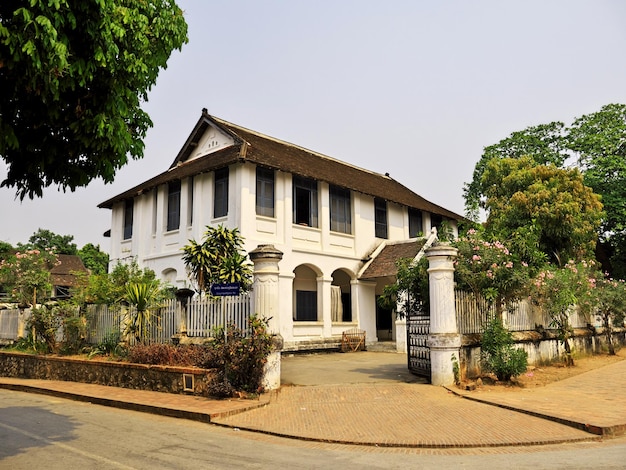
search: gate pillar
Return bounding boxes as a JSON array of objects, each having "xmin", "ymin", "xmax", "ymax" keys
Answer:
[
  {"xmin": 249, "ymin": 244, "xmax": 283, "ymax": 391},
  {"xmin": 425, "ymin": 243, "xmax": 460, "ymax": 386}
]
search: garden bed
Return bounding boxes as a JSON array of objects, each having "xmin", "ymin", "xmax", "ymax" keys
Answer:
[{"xmin": 0, "ymin": 350, "xmax": 217, "ymax": 397}]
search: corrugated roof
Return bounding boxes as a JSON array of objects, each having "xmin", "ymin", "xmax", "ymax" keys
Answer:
[{"xmin": 99, "ymin": 110, "xmax": 463, "ymax": 221}]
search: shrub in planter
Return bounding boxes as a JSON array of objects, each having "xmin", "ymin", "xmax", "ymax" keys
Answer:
[{"xmin": 481, "ymin": 316, "xmax": 528, "ymax": 381}]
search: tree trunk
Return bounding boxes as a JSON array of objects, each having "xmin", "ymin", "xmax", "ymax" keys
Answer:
[
  {"xmin": 604, "ymin": 314, "xmax": 615, "ymax": 355},
  {"xmin": 563, "ymin": 337, "xmax": 575, "ymax": 366}
]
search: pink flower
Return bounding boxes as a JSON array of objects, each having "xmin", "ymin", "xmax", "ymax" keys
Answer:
[{"xmin": 472, "ymin": 255, "xmax": 481, "ymax": 262}]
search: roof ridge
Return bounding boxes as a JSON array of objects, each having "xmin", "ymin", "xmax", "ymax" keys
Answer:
[{"xmin": 210, "ymin": 115, "xmax": 393, "ymax": 182}]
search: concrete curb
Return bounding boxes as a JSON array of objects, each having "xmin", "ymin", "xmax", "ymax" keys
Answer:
[{"xmin": 445, "ymin": 386, "xmax": 625, "ymax": 438}]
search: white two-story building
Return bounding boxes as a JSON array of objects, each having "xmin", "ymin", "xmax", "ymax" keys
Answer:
[{"xmin": 99, "ymin": 110, "xmax": 462, "ymax": 350}]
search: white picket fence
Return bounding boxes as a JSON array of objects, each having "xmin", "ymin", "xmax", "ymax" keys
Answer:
[
  {"xmin": 455, "ymin": 290, "xmax": 592, "ymax": 334},
  {"xmin": 0, "ymin": 309, "xmax": 20, "ymax": 339},
  {"xmin": 186, "ymin": 294, "xmax": 252, "ymax": 337},
  {"xmin": 85, "ymin": 294, "xmax": 251, "ymax": 344}
]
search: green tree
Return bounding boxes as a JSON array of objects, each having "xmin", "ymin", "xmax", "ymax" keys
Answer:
[
  {"xmin": 77, "ymin": 243, "xmax": 109, "ymax": 275},
  {"xmin": 464, "ymin": 103, "xmax": 626, "ymax": 275},
  {"xmin": 481, "ymin": 157, "xmax": 603, "ymax": 264},
  {"xmin": 182, "ymin": 225, "xmax": 252, "ymax": 296},
  {"xmin": 0, "ymin": 0, "xmax": 188, "ymax": 199},
  {"xmin": 568, "ymin": 104, "xmax": 626, "ymax": 278},
  {"xmin": 0, "ymin": 241, "xmax": 14, "ymax": 260},
  {"xmin": 464, "ymin": 122, "xmax": 569, "ymax": 220},
  {"xmin": 71, "ymin": 259, "xmax": 156, "ymax": 305},
  {"xmin": 21, "ymin": 228, "xmax": 77, "ymax": 254}
]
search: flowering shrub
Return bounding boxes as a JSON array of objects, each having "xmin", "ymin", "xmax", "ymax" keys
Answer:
[
  {"xmin": 454, "ymin": 229, "xmax": 530, "ymax": 316},
  {"xmin": 530, "ymin": 260, "xmax": 597, "ymax": 365},
  {"xmin": 0, "ymin": 248, "xmax": 59, "ymax": 306},
  {"xmin": 589, "ymin": 275, "xmax": 626, "ymax": 355}
]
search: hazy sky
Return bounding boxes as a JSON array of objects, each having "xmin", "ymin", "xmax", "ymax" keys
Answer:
[{"xmin": 2, "ymin": 0, "xmax": 626, "ymax": 249}]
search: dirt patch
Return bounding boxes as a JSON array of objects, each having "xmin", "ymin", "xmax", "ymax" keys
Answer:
[{"xmin": 462, "ymin": 349, "xmax": 626, "ymax": 392}]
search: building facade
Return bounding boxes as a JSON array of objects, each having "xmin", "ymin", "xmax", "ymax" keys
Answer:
[{"xmin": 99, "ymin": 110, "xmax": 462, "ymax": 350}]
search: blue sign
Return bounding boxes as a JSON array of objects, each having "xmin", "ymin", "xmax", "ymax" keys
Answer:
[{"xmin": 210, "ymin": 282, "xmax": 241, "ymax": 296}]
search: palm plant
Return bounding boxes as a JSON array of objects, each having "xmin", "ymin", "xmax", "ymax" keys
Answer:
[
  {"xmin": 123, "ymin": 281, "xmax": 163, "ymax": 344},
  {"xmin": 182, "ymin": 225, "xmax": 252, "ymax": 296}
]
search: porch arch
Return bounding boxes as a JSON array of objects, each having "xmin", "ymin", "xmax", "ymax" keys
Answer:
[
  {"xmin": 292, "ymin": 264, "xmax": 322, "ymax": 322},
  {"xmin": 331, "ymin": 268, "xmax": 355, "ymax": 322}
]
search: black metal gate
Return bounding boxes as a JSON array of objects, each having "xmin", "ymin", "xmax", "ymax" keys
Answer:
[{"xmin": 407, "ymin": 308, "xmax": 430, "ymax": 380}]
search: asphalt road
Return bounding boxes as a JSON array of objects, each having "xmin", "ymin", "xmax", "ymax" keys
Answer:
[{"xmin": 2, "ymin": 389, "xmax": 626, "ymax": 469}]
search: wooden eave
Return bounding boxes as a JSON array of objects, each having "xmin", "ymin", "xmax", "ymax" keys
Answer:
[{"xmin": 99, "ymin": 110, "xmax": 464, "ymax": 221}]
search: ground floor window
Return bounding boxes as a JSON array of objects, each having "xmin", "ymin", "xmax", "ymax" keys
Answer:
[{"xmin": 295, "ymin": 290, "xmax": 317, "ymax": 321}]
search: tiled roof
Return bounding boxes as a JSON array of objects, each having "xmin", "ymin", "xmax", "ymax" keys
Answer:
[
  {"xmin": 50, "ymin": 254, "xmax": 89, "ymax": 287},
  {"xmin": 99, "ymin": 110, "xmax": 463, "ymax": 221},
  {"xmin": 359, "ymin": 239, "xmax": 425, "ymax": 280}
]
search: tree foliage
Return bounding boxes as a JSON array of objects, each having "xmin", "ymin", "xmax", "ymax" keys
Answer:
[
  {"xmin": 0, "ymin": 0, "xmax": 188, "ymax": 199},
  {"xmin": 464, "ymin": 121, "xmax": 569, "ymax": 220},
  {"xmin": 0, "ymin": 248, "xmax": 58, "ymax": 306},
  {"xmin": 71, "ymin": 259, "xmax": 156, "ymax": 305},
  {"xmin": 464, "ymin": 103, "xmax": 626, "ymax": 275},
  {"xmin": 20, "ymin": 228, "xmax": 78, "ymax": 254},
  {"xmin": 77, "ymin": 243, "xmax": 109, "ymax": 275},
  {"xmin": 482, "ymin": 157, "xmax": 603, "ymax": 264},
  {"xmin": 182, "ymin": 225, "xmax": 252, "ymax": 296}
]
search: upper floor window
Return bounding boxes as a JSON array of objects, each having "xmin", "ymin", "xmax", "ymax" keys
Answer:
[
  {"xmin": 214, "ymin": 167, "xmax": 229, "ymax": 218},
  {"xmin": 123, "ymin": 199, "xmax": 133, "ymax": 240},
  {"xmin": 187, "ymin": 176, "xmax": 194, "ymax": 227},
  {"xmin": 330, "ymin": 185, "xmax": 351, "ymax": 234},
  {"xmin": 293, "ymin": 176, "xmax": 318, "ymax": 227},
  {"xmin": 409, "ymin": 208, "xmax": 423, "ymax": 237},
  {"xmin": 374, "ymin": 198, "xmax": 388, "ymax": 239},
  {"xmin": 151, "ymin": 189, "xmax": 158, "ymax": 235},
  {"xmin": 167, "ymin": 180, "xmax": 181, "ymax": 232},
  {"xmin": 256, "ymin": 167, "xmax": 275, "ymax": 217}
]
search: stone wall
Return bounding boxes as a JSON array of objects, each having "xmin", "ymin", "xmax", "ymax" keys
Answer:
[
  {"xmin": 0, "ymin": 351, "xmax": 217, "ymax": 397},
  {"xmin": 460, "ymin": 327, "xmax": 626, "ymax": 379}
]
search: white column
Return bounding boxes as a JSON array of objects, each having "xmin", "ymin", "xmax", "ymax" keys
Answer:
[
  {"xmin": 425, "ymin": 243, "xmax": 460, "ymax": 386},
  {"xmin": 319, "ymin": 276, "xmax": 333, "ymax": 337},
  {"xmin": 249, "ymin": 244, "xmax": 284, "ymax": 390},
  {"xmin": 249, "ymin": 245, "xmax": 283, "ymax": 335}
]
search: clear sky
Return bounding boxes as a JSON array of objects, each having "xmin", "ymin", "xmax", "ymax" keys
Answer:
[{"xmin": 2, "ymin": 0, "xmax": 626, "ymax": 250}]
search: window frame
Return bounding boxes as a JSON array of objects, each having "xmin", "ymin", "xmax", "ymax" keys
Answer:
[
  {"xmin": 123, "ymin": 199, "xmax": 134, "ymax": 240},
  {"xmin": 329, "ymin": 185, "xmax": 352, "ymax": 234},
  {"xmin": 293, "ymin": 175, "xmax": 318, "ymax": 227},
  {"xmin": 409, "ymin": 208, "xmax": 423, "ymax": 238},
  {"xmin": 374, "ymin": 197, "xmax": 388, "ymax": 239},
  {"xmin": 167, "ymin": 180, "xmax": 181, "ymax": 232},
  {"xmin": 214, "ymin": 167, "xmax": 229, "ymax": 218},
  {"xmin": 256, "ymin": 167, "xmax": 275, "ymax": 217}
]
